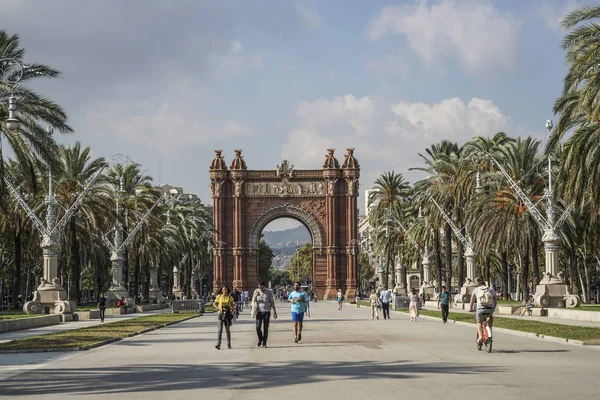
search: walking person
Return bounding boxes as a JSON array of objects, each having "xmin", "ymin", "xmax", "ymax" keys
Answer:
[
  {"xmin": 355, "ymin": 288, "xmax": 361, "ymax": 308},
  {"xmin": 231, "ymin": 286, "xmax": 242, "ymax": 317},
  {"xmin": 337, "ymin": 289, "xmax": 343, "ymax": 310},
  {"xmin": 379, "ymin": 286, "xmax": 392, "ymax": 319},
  {"xmin": 409, "ymin": 288, "xmax": 420, "ymax": 322},
  {"xmin": 288, "ymin": 282, "xmax": 309, "ymax": 343},
  {"xmin": 369, "ymin": 290, "xmax": 380, "ymax": 320},
  {"xmin": 437, "ymin": 285, "xmax": 450, "ymax": 323},
  {"xmin": 252, "ymin": 281, "xmax": 277, "ymax": 348},
  {"xmin": 97, "ymin": 293, "xmax": 107, "ymax": 323},
  {"xmin": 213, "ymin": 286, "xmax": 235, "ymax": 350}
]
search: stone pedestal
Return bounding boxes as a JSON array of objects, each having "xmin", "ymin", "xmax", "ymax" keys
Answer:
[
  {"xmin": 148, "ymin": 263, "xmax": 165, "ymax": 303},
  {"xmin": 106, "ymin": 250, "xmax": 130, "ymax": 303},
  {"xmin": 23, "ymin": 233, "xmax": 75, "ymax": 315},
  {"xmin": 534, "ymin": 228, "xmax": 581, "ymax": 308},
  {"xmin": 454, "ymin": 248, "xmax": 478, "ymax": 303},
  {"xmin": 419, "ymin": 256, "xmax": 437, "ymax": 300},
  {"xmin": 172, "ymin": 265, "xmax": 183, "ymax": 299}
]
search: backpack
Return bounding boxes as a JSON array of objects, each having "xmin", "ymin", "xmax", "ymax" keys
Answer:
[{"xmin": 477, "ymin": 287, "xmax": 493, "ymax": 307}]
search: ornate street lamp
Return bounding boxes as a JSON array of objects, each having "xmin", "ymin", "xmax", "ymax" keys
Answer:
[
  {"xmin": 473, "ymin": 127, "xmax": 579, "ymax": 308},
  {"xmin": 5, "ymin": 152, "xmax": 139, "ymax": 315}
]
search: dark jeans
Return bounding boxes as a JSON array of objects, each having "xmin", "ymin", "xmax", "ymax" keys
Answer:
[
  {"xmin": 217, "ymin": 318, "xmax": 231, "ymax": 345},
  {"xmin": 256, "ymin": 311, "xmax": 271, "ymax": 344},
  {"xmin": 440, "ymin": 304, "xmax": 449, "ymax": 322},
  {"xmin": 99, "ymin": 306, "xmax": 106, "ymax": 321},
  {"xmin": 382, "ymin": 302, "xmax": 390, "ymax": 319}
]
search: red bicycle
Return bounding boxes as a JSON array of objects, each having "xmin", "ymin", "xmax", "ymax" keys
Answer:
[{"xmin": 476, "ymin": 314, "xmax": 493, "ymax": 353}]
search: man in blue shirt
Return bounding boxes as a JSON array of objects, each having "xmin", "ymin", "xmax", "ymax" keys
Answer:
[
  {"xmin": 437, "ymin": 285, "xmax": 450, "ymax": 323},
  {"xmin": 379, "ymin": 286, "xmax": 392, "ymax": 319},
  {"xmin": 288, "ymin": 282, "xmax": 309, "ymax": 343}
]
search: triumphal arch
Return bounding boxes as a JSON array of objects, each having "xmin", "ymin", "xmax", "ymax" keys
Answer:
[{"xmin": 209, "ymin": 148, "xmax": 360, "ymax": 300}]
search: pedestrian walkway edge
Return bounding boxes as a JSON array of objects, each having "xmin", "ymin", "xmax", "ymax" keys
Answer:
[
  {"xmin": 396, "ymin": 310, "xmax": 600, "ymax": 348},
  {"xmin": 0, "ymin": 314, "xmax": 200, "ymax": 354}
]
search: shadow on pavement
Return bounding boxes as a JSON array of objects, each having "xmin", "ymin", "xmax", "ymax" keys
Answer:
[
  {"xmin": 493, "ymin": 349, "xmax": 570, "ymax": 354},
  {"xmin": 0, "ymin": 360, "xmax": 507, "ymax": 396}
]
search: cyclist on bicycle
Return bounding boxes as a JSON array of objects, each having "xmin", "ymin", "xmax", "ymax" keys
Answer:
[{"xmin": 469, "ymin": 277, "xmax": 497, "ymax": 344}]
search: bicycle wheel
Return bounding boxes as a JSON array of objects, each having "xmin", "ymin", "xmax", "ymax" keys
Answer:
[{"xmin": 485, "ymin": 338, "xmax": 492, "ymax": 353}]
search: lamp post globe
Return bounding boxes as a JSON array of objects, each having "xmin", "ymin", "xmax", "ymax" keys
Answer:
[{"xmin": 545, "ymin": 119, "xmax": 553, "ymax": 132}]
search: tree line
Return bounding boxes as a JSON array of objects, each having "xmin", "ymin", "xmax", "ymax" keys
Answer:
[
  {"xmin": 367, "ymin": 6, "xmax": 600, "ymax": 303},
  {"xmin": 0, "ymin": 32, "xmax": 213, "ymax": 309}
]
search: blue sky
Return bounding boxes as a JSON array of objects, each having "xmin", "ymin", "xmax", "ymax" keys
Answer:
[{"xmin": 0, "ymin": 0, "xmax": 590, "ymax": 230}]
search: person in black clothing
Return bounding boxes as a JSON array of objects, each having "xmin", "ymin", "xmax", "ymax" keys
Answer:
[
  {"xmin": 97, "ymin": 293, "xmax": 107, "ymax": 322},
  {"xmin": 231, "ymin": 287, "xmax": 242, "ymax": 318}
]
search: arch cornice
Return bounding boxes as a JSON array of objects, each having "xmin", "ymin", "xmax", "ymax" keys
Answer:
[{"xmin": 248, "ymin": 204, "xmax": 324, "ymax": 250}]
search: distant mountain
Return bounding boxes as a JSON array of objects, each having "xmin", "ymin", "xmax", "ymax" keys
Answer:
[{"xmin": 262, "ymin": 225, "xmax": 311, "ymax": 253}]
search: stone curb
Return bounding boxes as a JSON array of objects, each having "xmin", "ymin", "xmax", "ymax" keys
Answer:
[
  {"xmin": 397, "ymin": 311, "xmax": 600, "ymax": 347},
  {"xmin": 0, "ymin": 314, "xmax": 199, "ymax": 354}
]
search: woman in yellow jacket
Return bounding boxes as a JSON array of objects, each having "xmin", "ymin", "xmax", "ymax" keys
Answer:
[{"xmin": 213, "ymin": 286, "xmax": 235, "ymax": 349}]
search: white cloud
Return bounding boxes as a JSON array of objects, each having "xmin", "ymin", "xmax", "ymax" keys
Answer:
[
  {"xmin": 282, "ymin": 94, "xmax": 529, "ymax": 209},
  {"xmin": 536, "ymin": 0, "xmax": 584, "ymax": 34},
  {"xmin": 296, "ymin": 3, "xmax": 322, "ymax": 29},
  {"xmin": 386, "ymin": 97, "xmax": 512, "ymax": 144},
  {"xmin": 208, "ymin": 40, "xmax": 264, "ymax": 75},
  {"xmin": 87, "ymin": 101, "xmax": 252, "ymax": 157},
  {"xmin": 367, "ymin": 0, "xmax": 520, "ymax": 75}
]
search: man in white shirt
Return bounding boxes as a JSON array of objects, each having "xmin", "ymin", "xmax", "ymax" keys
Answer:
[
  {"xmin": 252, "ymin": 281, "xmax": 277, "ymax": 348},
  {"xmin": 469, "ymin": 277, "xmax": 497, "ymax": 344},
  {"xmin": 379, "ymin": 286, "xmax": 392, "ymax": 319}
]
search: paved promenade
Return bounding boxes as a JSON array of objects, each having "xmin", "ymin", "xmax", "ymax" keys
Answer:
[{"xmin": 0, "ymin": 302, "xmax": 599, "ymax": 399}]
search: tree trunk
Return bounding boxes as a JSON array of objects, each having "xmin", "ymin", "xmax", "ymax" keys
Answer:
[
  {"xmin": 11, "ymin": 232, "xmax": 22, "ymax": 309},
  {"xmin": 485, "ymin": 254, "xmax": 491, "ymax": 288},
  {"xmin": 68, "ymin": 215, "xmax": 82, "ymax": 305},
  {"xmin": 531, "ymin": 238, "xmax": 540, "ymax": 285},
  {"xmin": 458, "ymin": 237, "xmax": 465, "ymax": 287},
  {"xmin": 133, "ymin": 253, "xmax": 141, "ymax": 298},
  {"xmin": 434, "ymin": 229, "xmax": 443, "ymax": 290},
  {"xmin": 520, "ymin": 239, "xmax": 530, "ymax": 304},
  {"xmin": 445, "ymin": 224, "xmax": 452, "ymax": 291},
  {"xmin": 501, "ymin": 250, "xmax": 509, "ymax": 300},
  {"xmin": 143, "ymin": 260, "xmax": 150, "ymax": 302},
  {"xmin": 569, "ymin": 254, "xmax": 579, "ymax": 296}
]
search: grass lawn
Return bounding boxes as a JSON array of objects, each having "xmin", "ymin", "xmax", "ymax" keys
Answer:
[
  {"xmin": 0, "ymin": 313, "xmax": 197, "ymax": 351},
  {"xmin": 0, "ymin": 312, "xmax": 31, "ymax": 320},
  {"xmin": 579, "ymin": 304, "xmax": 600, "ymax": 312},
  {"xmin": 204, "ymin": 305, "xmax": 216, "ymax": 312},
  {"xmin": 496, "ymin": 300, "xmax": 523, "ymax": 306},
  {"xmin": 411, "ymin": 309, "xmax": 600, "ymax": 342}
]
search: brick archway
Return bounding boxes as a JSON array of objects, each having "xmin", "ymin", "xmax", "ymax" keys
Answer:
[
  {"xmin": 247, "ymin": 204, "xmax": 325, "ymax": 250},
  {"xmin": 209, "ymin": 148, "xmax": 360, "ymax": 300}
]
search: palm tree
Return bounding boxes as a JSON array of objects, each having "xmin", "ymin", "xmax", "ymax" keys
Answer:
[
  {"xmin": 53, "ymin": 142, "xmax": 105, "ymax": 305},
  {"xmin": 412, "ymin": 141, "xmax": 462, "ymax": 291},
  {"xmin": 467, "ymin": 137, "xmax": 545, "ymax": 300},
  {"xmin": 0, "ymin": 31, "xmax": 72, "ymax": 199},
  {"xmin": 0, "ymin": 160, "xmax": 39, "ymax": 308},
  {"xmin": 368, "ymin": 172, "xmax": 411, "ymax": 287}
]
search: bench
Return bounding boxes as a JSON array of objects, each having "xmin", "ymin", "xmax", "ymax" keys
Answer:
[{"xmin": 531, "ymin": 308, "xmax": 548, "ymax": 316}]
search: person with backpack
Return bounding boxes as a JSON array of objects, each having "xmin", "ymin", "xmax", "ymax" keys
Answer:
[{"xmin": 469, "ymin": 277, "xmax": 497, "ymax": 345}]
